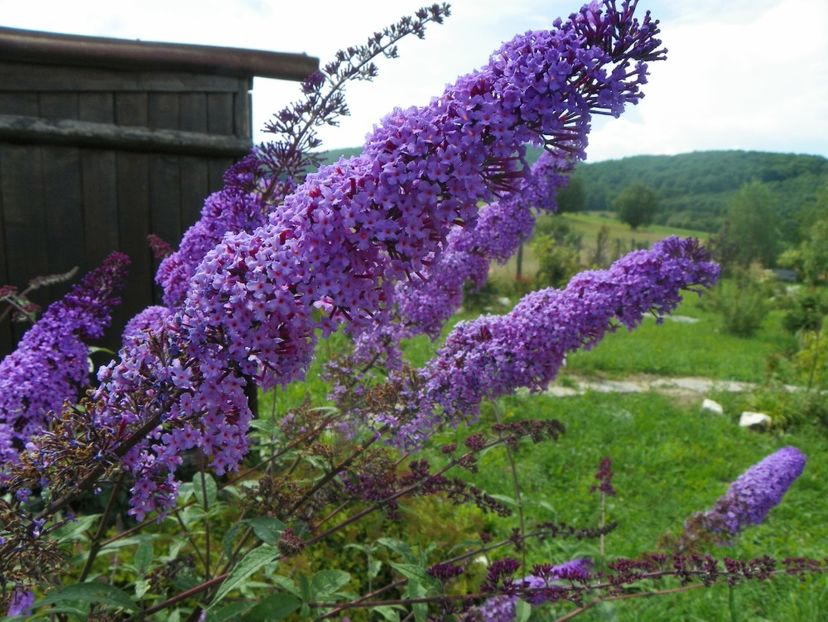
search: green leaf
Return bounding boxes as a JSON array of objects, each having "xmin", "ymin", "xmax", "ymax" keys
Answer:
[
  {"xmin": 134, "ymin": 539, "xmax": 154, "ymax": 576},
  {"xmin": 52, "ymin": 513, "xmax": 101, "ymax": 544},
  {"xmin": 405, "ymin": 578, "xmax": 428, "ymax": 622},
  {"xmin": 388, "ymin": 562, "xmax": 438, "ymax": 592},
  {"xmin": 193, "ymin": 473, "xmax": 218, "ymax": 507},
  {"xmin": 208, "ymin": 601, "xmax": 255, "ymax": 622},
  {"xmin": 134, "ymin": 579, "xmax": 150, "ymax": 600},
  {"xmin": 271, "ymin": 574, "xmax": 300, "ymax": 597},
  {"xmin": 222, "ymin": 522, "xmax": 245, "ymax": 558},
  {"xmin": 207, "ymin": 545, "xmax": 279, "ymax": 610},
  {"xmin": 488, "ymin": 493, "xmax": 518, "ymax": 508},
  {"xmin": 245, "ymin": 516, "xmax": 286, "ymax": 545},
  {"xmin": 98, "ymin": 536, "xmax": 146, "ymax": 553},
  {"xmin": 377, "ymin": 538, "xmax": 414, "ymax": 562},
  {"xmin": 374, "ymin": 605, "xmax": 403, "ymax": 621},
  {"xmin": 368, "ymin": 559, "xmax": 382, "ymax": 580},
  {"xmin": 516, "ymin": 599, "xmax": 532, "ymax": 622},
  {"xmin": 311, "ymin": 569, "xmax": 351, "ymax": 598},
  {"xmin": 38, "ymin": 582, "xmax": 136, "ymax": 611},
  {"xmin": 242, "ymin": 593, "xmax": 301, "ymax": 621}
]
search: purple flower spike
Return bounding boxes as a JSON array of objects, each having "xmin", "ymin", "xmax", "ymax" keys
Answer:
[
  {"xmin": 416, "ymin": 237, "xmax": 719, "ymax": 433},
  {"xmin": 0, "ymin": 252, "xmax": 129, "ymax": 464},
  {"xmin": 703, "ymin": 447, "xmax": 806, "ymax": 536}
]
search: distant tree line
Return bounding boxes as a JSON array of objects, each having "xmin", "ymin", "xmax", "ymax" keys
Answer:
[{"xmin": 525, "ymin": 149, "xmax": 828, "ymax": 240}]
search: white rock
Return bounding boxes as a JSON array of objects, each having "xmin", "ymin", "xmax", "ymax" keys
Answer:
[
  {"xmin": 739, "ymin": 411, "xmax": 772, "ymax": 429},
  {"xmin": 700, "ymin": 398, "xmax": 724, "ymax": 416},
  {"xmin": 497, "ymin": 297, "xmax": 511, "ymax": 306}
]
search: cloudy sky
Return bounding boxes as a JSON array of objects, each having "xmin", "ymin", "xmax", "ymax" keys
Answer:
[{"xmin": 2, "ymin": 0, "xmax": 826, "ymax": 162}]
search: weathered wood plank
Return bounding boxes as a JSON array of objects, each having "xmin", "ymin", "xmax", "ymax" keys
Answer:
[
  {"xmin": 38, "ymin": 92, "xmax": 79, "ymax": 120},
  {"xmin": 81, "ymin": 148, "xmax": 119, "ymax": 267},
  {"xmin": 179, "ymin": 93, "xmax": 207, "ymax": 133},
  {"xmin": 79, "ymin": 92, "xmax": 114, "ymax": 123},
  {"xmin": 179, "ymin": 156, "xmax": 208, "ymax": 229},
  {"xmin": 178, "ymin": 93, "xmax": 210, "ymax": 227},
  {"xmin": 207, "ymin": 158, "xmax": 233, "ymax": 193},
  {"xmin": 115, "ymin": 92, "xmax": 148, "ymax": 127},
  {"xmin": 148, "ymin": 154, "xmax": 181, "ymax": 303},
  {"xmin": 114, "ymin": 93, "xmax": 152, "ymax": 346},
  {"xmin": 0, "ymin": 91, "xmax": 38, "ymax": 116},
  {"xmin": 148, "ymin": 93, "xmax": 179, "ymax": 131},
  {"xmin": 1, "ymin": 144, "xmax": 48, "ymax": 345},
  {"xmin": 116, "ymin": 150, "xmax": 151, "ymax": 342},
  {"xmin": 207, "ymin": 93, "xmax": 234, "ymax": 136},
  {"xmin": 79, "ymin": 92, "xmax": 119, "ymax": 276},
  {"xmin": 0, "ymin": 114, "xmax": 250, "ymax": 157},
  {"xmin": 0, "ymin": 152, "xmax": 10, "ymax": 354},
  {"xmin": 234, "ymin": 79, "xmax": 252, "ymax": 139},
  {"xmin": 41, "ymin": 145, "xmax": 84, "ymax": 296},
  {"xmin": 0, "ymin": 61, "xmax": 248, "ymax": 93}
]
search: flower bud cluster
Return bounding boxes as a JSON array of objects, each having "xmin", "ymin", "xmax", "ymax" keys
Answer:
[
  {"xmin": 0, "ymin": 253, "xmax": 129, "ymax": 466},
  {"xmin": 682, "ymin": 447, "xmax": 807, "ymax": 546},
  {"xmin": 419, "ymin": 237, "xmax": 720, "ymax": 429},
  {"xmin": 48, "ymin": 1, "xmax": 667, "ymax": 518}
]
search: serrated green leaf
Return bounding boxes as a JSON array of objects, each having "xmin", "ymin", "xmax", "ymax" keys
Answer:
[
  {"xmin": 388, "ymin": 562, "xmax": 435, "ymax": 588},
  {"xmin": 488, "ymin": 493, "xmax": 518, "ymax": 508},
  {"xmin": 271, "ymin": 574, "xmax": 300, "ymax": 597},
  {"xmin": 222, "ymin": 522, "xmax": 246, "ymax": 558},
  {"xmin": 374, "ymin": 605, "xmax": 403, "ymax": 621},
  {"xmin": 37, "ymin": 582, "xmax": 136, "ymax": 611},
  {"xmin": 246, "ymin": 516, "xmax": 286, "ymax": 545},
  {"xmin": 134, "ymin": 539, "xmax": 154, "ymax": 576},
  {"xmin": 311, "ymin": 569, "xmax": 351, "ymax": 598},
  {"xmin": 299, "ymin": 573, "xmax": 312, "ymax": 602},
  {"xmin": 98, "ymin": 536, "xmax": 146, "ymax": 553},
  {"xmin": 52, "ymin": 513, "xmax": 100, "ymax": 544},
  {"xmin": 134, "ymin": 579, "xmax": 150, "ymax": 600},
  {"xmin": 377, "ymin": 538, "xmax": 414, "ymax": 562},
  {"xmin": 368, "ymin": 559, "xmax": 382, "ymax": 579},
  {"xmin": 242, "ymin": 592, "xmax": 301, "ymax": 621},
  {"xmin": 516, "ymin": 599, "xmax": 532, "ymax": 622},
  {"xmin": 208, "ymin": 601, "xmax": 255, "ymax": 622},
  {"xmin": 207, "ymin": 545, "xmax": 279, "ymax": 610}
]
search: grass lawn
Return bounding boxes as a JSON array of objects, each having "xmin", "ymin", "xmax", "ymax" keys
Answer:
[
  {"xmin": 255, "ymin": 237, "xmax": 824, "ymax": 621},
  {"xmin": 445, "ymin": 391, "xmax": 828, "ymax": 621},
  {"xmin": 563, "ymin": 292, "xmax": 794, "ymax": 383}
]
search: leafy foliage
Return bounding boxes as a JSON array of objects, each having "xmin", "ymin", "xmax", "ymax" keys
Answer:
[{"xmin": 613, "ymin": 182, "xmax": 659, "ymax": 230}]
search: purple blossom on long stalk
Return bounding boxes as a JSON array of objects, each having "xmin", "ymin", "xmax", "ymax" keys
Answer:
[
  {"xmin": 695, "ymin": 447, "xmax": 806, "ymax": 538},
  {"xmin": 155, "ymin": 7, "xmax": 451, "ymax": 309},
  {"xmin": 417, "ymin": 238, "xmax": 719, "ymax": 432},
  {"xmin": 0, "ymin": 253, "xmax": 129, "ymax": 465},
  {"xmin": 59, "ymin": 0, "xmax": 665, "ymax": 519}
]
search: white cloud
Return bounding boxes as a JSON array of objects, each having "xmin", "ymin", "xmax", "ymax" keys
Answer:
[
  {"xmin": 586, "ymin": 0, "xmax": 828, "ymax": 161},
  {"xmin": 1, "ymin": 0, "xmax": 825, "ymax": 160}
]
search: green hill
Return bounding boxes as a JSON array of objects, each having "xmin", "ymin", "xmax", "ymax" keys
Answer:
[{"xmin": 568, "ymin": 150, "xmax": 828, "ymax": 239}]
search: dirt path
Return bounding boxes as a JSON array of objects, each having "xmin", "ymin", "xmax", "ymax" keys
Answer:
[{"xmin": 546, "ymin": 373, "xmax": 801, "ymax": 401}]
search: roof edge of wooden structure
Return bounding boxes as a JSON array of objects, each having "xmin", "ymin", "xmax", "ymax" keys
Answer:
[{"xmin": 0, "ymin": 26, "xmax": 319, "ymax": 81}]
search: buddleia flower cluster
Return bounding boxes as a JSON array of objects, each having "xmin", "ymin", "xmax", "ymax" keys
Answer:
[
  {"xmin": 682, "ymin": 446, "xmax": 807, "ymax": 546},
  {"xmin": 0, "ymin": 253, "xmax": 129, "ymax": 466},
  {"xmin": 17, "ymin": 1, "xmax": 678, "ymax": 520},
  {"xmin": 155, "ymin": 6, "xmax": 452, "ymax": 309},
  {"xmin": 382, "ymin": 237, "xmax": 720, "ymax": 442}
]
